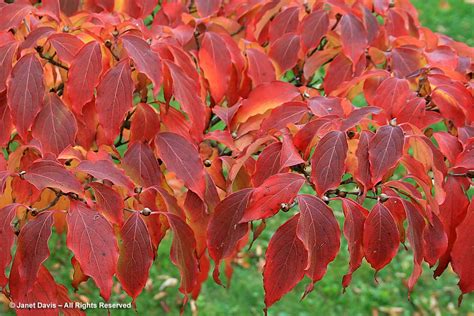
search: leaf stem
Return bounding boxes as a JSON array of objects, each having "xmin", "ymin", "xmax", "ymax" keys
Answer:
[{"xmin": 35, "ymin": 46, "xmax": 69, "ymax": 71}]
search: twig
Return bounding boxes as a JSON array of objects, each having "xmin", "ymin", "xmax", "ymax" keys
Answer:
[
  {"xmin": 29, "ymin": 189, "xmax": 64, "ymax": 215},
  {"xmin": 35, "ymin": 46, "xmax": 69, "ymax": 71},
  {"xmin": 115, "ymin": 110, "xmax": 135, "ymax": 147}
]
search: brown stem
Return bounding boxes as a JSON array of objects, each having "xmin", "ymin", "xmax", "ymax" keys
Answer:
[{"xmin": 35, "ymin": 46, "xmax": 69, "ymax": 71}]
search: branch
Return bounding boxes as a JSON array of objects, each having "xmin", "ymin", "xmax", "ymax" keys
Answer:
[
  {"xmin": 28, "ymin": 188, "xmax": 64, "ymax": 216},
  {"xmin": 35, "ymin": 46, "xmax": 69, "ymax": 71},
  {"xmin": 114, "ymin": 110, "xmax": 135, "ymax": 147}
]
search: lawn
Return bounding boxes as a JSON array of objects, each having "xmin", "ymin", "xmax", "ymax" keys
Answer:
[{"xmin": 1, "ymin": 1, "xmax": 473, "ymax": 315}]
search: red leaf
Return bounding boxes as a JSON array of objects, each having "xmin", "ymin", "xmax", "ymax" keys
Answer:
[
  {"xmin": 340, "ymin": 14, "xmax": 368, "ymax": 67},
  {"xmin": 451, "ymin": 202, "xmax": 474, "ymax": 295},
  {"xmin": 7, "ymin": 53, "xmax": 44, "ymax": 140},
  {"xmin": 96, "ymin": 59, "xmax": 134, "ymax": 143},
  {"xmin": 89, "ymin": 182, "xmax": 124, "ymax": 226},
  {"xmin": 246, "ymin": 48, "xmax": 276, "ymax": 86},
  {"xmin": 161, "ymin": 212, "xmax": 199, "ymax": 295},
  {"xmin": 259, "ymin": 101, "xmax": 308, "ymax": 135},
  {"xmin": 373, "ymin": 77, "xmax": 410, "ymax": 119},
  {"xmin": 280, "ymin": 132, "xmax": 305, "ymax": 168},
  {"xmin": 0, "ymin": 204, "xmax": 20, "ymax": 287},
  {"xmin": 263, "ymin": 214, "xmax": 307, "ymax": 309},
  {"xmin": 121, "ymin": 34, "xmax": 162, "ymax": 95},
  {"xmin": 241, "ymin": 173, "xmax": 305, "ymax": 222},
  {"xmin": 122, "ymin": 142, "xmax": 162, "ymax": 188},
  {"xmin": 10, "ymin": 265, "xmax": 83, "ymax": 316},
  {"xmin": 129, "ymin": 103, "xmax": 160, "ymax": 143},
  {"xmin": 308, "ymin": 96, "xmax": 344, "ymax": 118},
  {"xmin": 355, "ymin": 130, "xmax": 373, "ymax": 189},
  {"xmin": 368, "ymin": 125, "xmax": 404, "ymax": 185},
  {"xmin": 0, "ymin": 92, "xmax": 12, "ymax": 147},
  {"xmin": 299, "ymin": 10, "xmax": 329, "ymax": 52},
  {"xmin": 24, "ymin": 159, "xmax": 83, "ymax": 195},
  {"xmin": 391, "ymin": 47, "xmax": 424, "ymax": 78},
  {"xmin": 340, "ymin": 198, "xmax": 368, "ymax": 289},
  {"xmin": 47, "ymin": 33, "xmax": 84, "ymax": 64},
  {"xmin": 195, "ymin": 0, "xmax": 221, "ymax": 17},
  {"xmin": 18, "ymin": 27, "xmax": 55, "ymax": 54},
  {"xmin": 163, "ymin": 60, "xmax": 207, "ymax": 135},
  {"xmin": 155, "ymin": 132, "xmax": 206, "ymax": 199},
  {"xmin": 64, "ymin": 41, "xmax": 102, "ymax": 114},
  {"xmin": 423, "ymin": 213, "xmax": 448, "ymax": 267},
  {"xmin": 269, "ymin": 7, "xmax": 299, "ymax": 42},
  {"xmin": 434, "ymin": 176, "xmax": 469, "ymax": 277},
  {"xmin": 117, "ymin": 212, "xmax": 154, "ymax": 302},
  {"xmin": 0, "ymin": 4, "xmax": 33, "ymax": 31},
  {"xmin": 252, "ymin": 142, "xmax": 283, "ymax": 187},
  {"xmin": 402, "ymin": 200, "xmax": 425, "ymax": 294},
  {"xmin": 233, "ymin": 81, "xmax": 300, "ymax": 124},
  {"xmin": 311, "ymin": 130, "xmax": 348, "ymax": 195},
  {"xmin": 268, "ymin": 33, "xmax": 301, "ymax": 75},
  {"xmin": 433, "ymin": 132, "xmax": 462, "ymax": 165},
  {"xmin": 199, "ymin": 32, "xmax": 232, "ymax": 103},
  {"xmin": 32, "ymin": 93, "xmax": 77, "ymax": 156},
  {"xmin": 296, "ymin": 195, "xmax": 340, "ymax": 296},
  {"xmin": 76, "ymin": 159, "xmax": 134, "ymax": 191},
  {"xmin": 0, "ymin": 41, "xmax": 18, "ymax": 92},
  {"xmin": 363, "ymin": 202, "xmax": 399, "ymax": 272},
  {"xmin": 66, "ymin": 201, "xmax": 118, "ymax": 301},
  {"xmin": 455, "ymin": 139, "xmax": 474, "ymax": 170},
  {"xmin": 15, "ymin": 211, "xmax": 54, "ymax": 291},
  {"xmin": 207, "ymin": 189, "xmax": 253, "ymax": 284}
]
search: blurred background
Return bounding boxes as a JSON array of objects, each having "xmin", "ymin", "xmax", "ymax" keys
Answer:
[{"xmin": 1, "ymin": 0, "xmax": 473, "ymax": 315}]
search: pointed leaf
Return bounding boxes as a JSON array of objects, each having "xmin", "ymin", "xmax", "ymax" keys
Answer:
[
  {"xmin": 233, "ymin": 81, "xmax": 300, "ymax": 124},
  {"xmin": 241, "ymin": 173, "xmax": 305, "ymax": 222},
  {"xmin": 7, "ymin": 53, "xmax": 44, "ymax": 140},
  {"xmin": 199, "ymin": 32, "xmax": 232, "ymax": 103},
  {"xmin": 402, "ymin": 200, "xmax": 425, "ymax": 294},
  {"xmin": 264, "ymin": 214, "xmax": 307, "ymax": 309},
  {"xmin": 268, "ymin": 33, "xmax": 301, "ymax": 75},
  {"xmin": 121, "ymin": 34, "xmax": 162, "ymax": 95},
  {"xmin": 89, "ymin": 182, "xmax": 124, "ymax": 226},
  {"xmin": 368, "ymin": 125, "xmax": 404, "ymax": 184},
  {"xmin": 298, "ymin": 10, "xmax": 329, "ymax": 52},
  {"xmin": 246, "ymin": 48, "xmax": 276, "ymax": 86},
  {"xmin": 451, "ymin": 202, "xmax": 474, "ymax": 295},
  {"xmin": 96, "ymin": 59, "xmax": 134, "ymax": 143},
  {"xmin": 129, "ymin": 103, "xmax": 160, "ymax": 143},
  {"xmin": 32, "ymin": 93, "xmax": 77, "ymax": 156},
  {"xmin": 76, "ymin": 159, "xmax": 134, "ymax": 191},
  {"xmin": 47, "ymin": 33, "xmax": 84, "ymax": 64},
  {"xmin": 161, "ymin": 212, "xmax": 199, "ymax": 294},
  {"xmin": 340, "ymin": 14, "xmax": 368, "ymax": 66},
  {"xmin": 340, "ymin": 198, "xmax": 368, "ymax": 289},
  {"xmin": 24, "ymin": 159, "xmax": 83, "ymax": 195},
  {"xmin": 0, "ymin": 41, "xmax": 17, "ymax": 92},
  {"xmin": 311, "ymin": 130, "xmax": 348, "ymax": 195},
  {"xmin": 122, "ymin": 142, "xmax": 162, "ymax": 188},
  {"xmin": 0, "ymin": 204, "xmax": 20, "ymax": 287},
  {"xmin": 64, "ymin": 41, "xmax": 102, "ymax": 114},
  {"xmin": 155, "ymin": 132, "xmax": 206, "ymax": 199},
  {"xmin": 423, "ymin": 213, "xmax": 448, "ymax": 267},
  {"xmin": 207, "ymin": 189, "xmax": 253, "ymax": 284},
  {"xmin": 296, "ymin": 194, "xmax": 340, "ymax": 295},
  {"xmin": 117, "ymin": 212, "xmax": 154, "ymax": 301},
  {"xmin": 15, "ymin": 211, "xmax": 54, "ymax": 291},
  {"xmin": 66, "ymin": 201, "xmax": 118, "ymax": 301},
  {"xmin": 0, "ymin": 91, "xmax": 12, "ymax": 147},
  {"xmin": 363, "ymin": 202, "xmax": 399, "ymax": 271}
]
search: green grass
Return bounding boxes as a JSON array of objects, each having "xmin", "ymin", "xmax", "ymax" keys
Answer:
[{"xmin": 412, "ymin": 0, "xmax": 474, "ymax": 46}]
